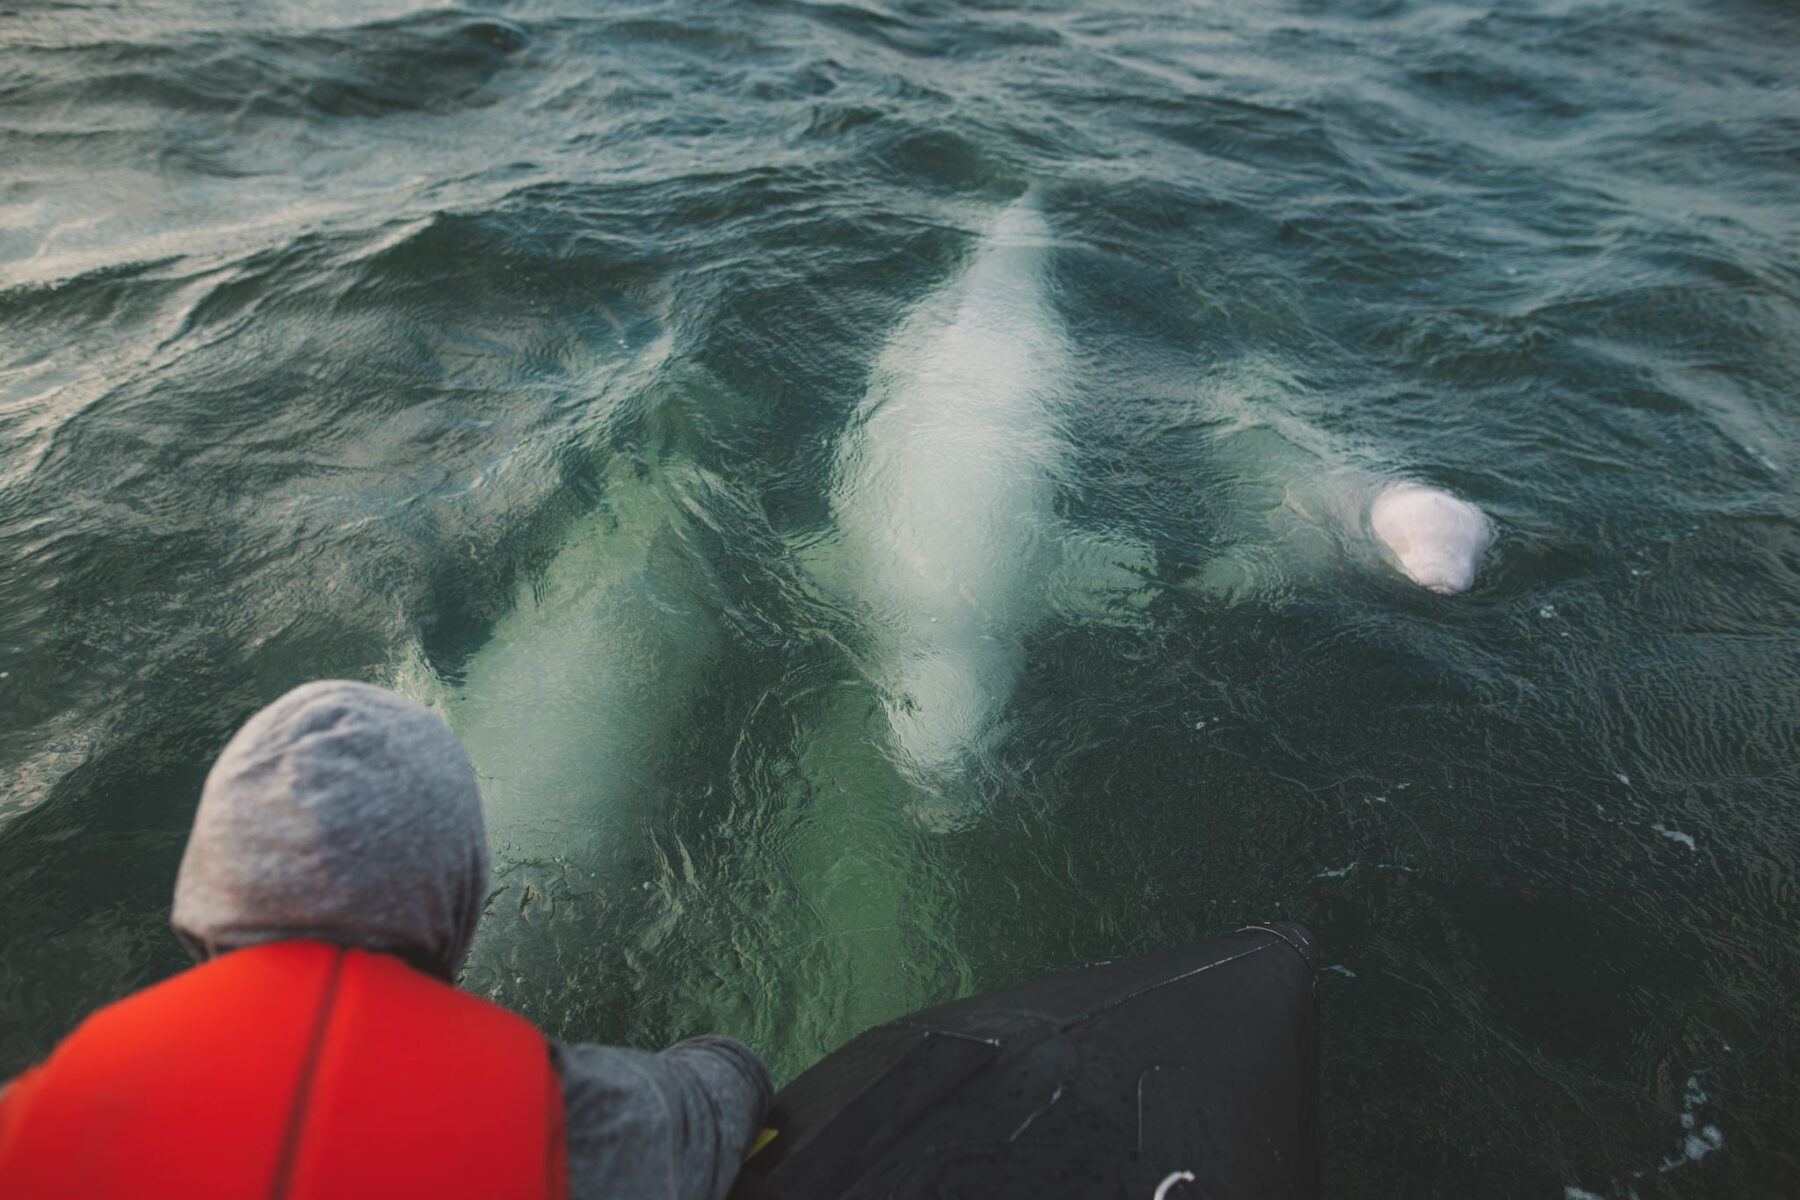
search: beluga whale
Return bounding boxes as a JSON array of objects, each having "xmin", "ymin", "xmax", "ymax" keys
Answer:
[
  {"xmin": 1366, "ymin": 481, "xmax": 1491, "ymax": 594},
  {"xmin": 394, "ymin": 449, "xmax": 729, "ymax": 996},
  {"xmin": 820, "ymin": 190, "xmax": 1136, "ymax": 785},
  {"xmin": 1275, "ymin": 469, "xmax": 1493, "ymax": 596},
  {"xmin": 1186, "ymin": 360, "xmax": 1496, "ymax": 598}
]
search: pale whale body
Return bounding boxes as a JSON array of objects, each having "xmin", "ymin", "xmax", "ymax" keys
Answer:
[
  {"xmin": 1367, "ymin": 481, "xmax": 1491, "ymax": 594},
  {"xmin": 409, "ymin": 463, "xmax": 721, "ymax": 861},
  {"xmin": 396, "ymin": 457, "xmax": 724, "ymax": 988},
  {"xmin": 1192, "ymin": 363, "xmax": 1495, "ymax": 598},
  {"xmin": 827, "ymin": 194, "xmax": 1071, "ymax": 779},
  {"xmin": 1281, "ymin": 471, "xmax": 1492, "ymax": 595}
]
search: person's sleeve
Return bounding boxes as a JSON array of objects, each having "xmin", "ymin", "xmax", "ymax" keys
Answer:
[{"xmin": 551, "ymin": 1035, "xmax": 773, "ymax": 1200}]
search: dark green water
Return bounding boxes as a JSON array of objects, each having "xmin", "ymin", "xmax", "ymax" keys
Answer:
[{"xmin": 3, "ymin": 0, "xmax": 1798, "ymax": 1194}]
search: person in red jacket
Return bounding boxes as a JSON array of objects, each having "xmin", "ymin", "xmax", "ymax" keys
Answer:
[{"xmin": 0, "ymin": 680, "xmax": 771, "ymax": 1199}]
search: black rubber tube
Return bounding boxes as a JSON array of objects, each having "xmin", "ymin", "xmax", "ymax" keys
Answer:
[{"xmin": 734, "ymin": 922, "xmax": 1320, "ymax": 1200}]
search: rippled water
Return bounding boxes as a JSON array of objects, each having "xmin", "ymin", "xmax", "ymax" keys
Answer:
[{"xmin": 3, "ymin": 0, "xmax": 1798, "ymax": 1193}]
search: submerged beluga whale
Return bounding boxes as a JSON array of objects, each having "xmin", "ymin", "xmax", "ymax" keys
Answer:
[
  {"xmin": 1189, "ymin": 360, "xmax": 1495, "ymax": 598},
  {"xmin": 819, "ymin": 191, "xmax": 1144, "ymax": 784},
  {"xmin": 394, "ymin": 452, "xmax": 728, "ymax": 993}
]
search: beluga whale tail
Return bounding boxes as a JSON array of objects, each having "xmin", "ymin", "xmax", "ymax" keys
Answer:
[{"xmin": 821, "ymin": 190, "xmax": 1107, "ymax": 786}]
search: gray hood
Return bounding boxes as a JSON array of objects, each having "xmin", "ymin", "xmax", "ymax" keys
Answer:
[{"xmin": 172, "ymin": 680, "xmax": 489, "ymax": 981}]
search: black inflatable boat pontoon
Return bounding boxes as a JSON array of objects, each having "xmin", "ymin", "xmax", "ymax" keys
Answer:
[{"xmin": 733, "ymin": 922, "xmax": 1321, "ymax": 1200}]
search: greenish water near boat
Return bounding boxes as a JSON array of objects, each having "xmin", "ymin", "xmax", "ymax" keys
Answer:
[{"xmin": 2, "ymin": 0, "xmax": 1797, "ymax": 1194}]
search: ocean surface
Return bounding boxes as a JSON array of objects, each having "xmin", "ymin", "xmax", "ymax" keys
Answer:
[{"xmin": 3, "ymin": 0, "xmax": 1797, "ymax": 1193}]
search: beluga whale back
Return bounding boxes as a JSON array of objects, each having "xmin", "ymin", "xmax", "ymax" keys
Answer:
[{"xmin": 826, "ymin": 191, "xmax": 1071, "ymax": 782}]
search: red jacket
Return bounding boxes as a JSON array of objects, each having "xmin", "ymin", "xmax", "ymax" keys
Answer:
[{"xmin": 0, "ymin": 939, "xmax": 567, "ymax": 1199}]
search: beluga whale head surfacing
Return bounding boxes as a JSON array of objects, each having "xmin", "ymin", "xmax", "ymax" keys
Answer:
[
  {"xmin": 1189, "ymin": 359, "xmax": 1498, "ymax": 601},
  {"xmin": 1367, "ymin": 481, "xmax": 1492, "ymax": 594},
  {"xmin": 826, "ymin": 191, "xmax": 1069, "ymax": 784}
]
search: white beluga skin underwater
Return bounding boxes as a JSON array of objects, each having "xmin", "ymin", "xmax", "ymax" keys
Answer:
[
  {"xmin": 419, "ymin": 463, "xmax": 720, "ymax": 857},
  {"xmin": 391, "ymin": 319, "xmax": 714, "ymax": 879},
  {"xmin": 395, "ymin": 452, "xmax": 727, "ymax": 985},
  {"xmin": 1189, "ymin": 360, "xmax": 1495, "ymax": 598},
  {"xmin": 762, "ymin": 190, "xmax": 1146, "ymax": 1030},
  {"xmin": 1286, "ymin": 467, "xmax": 1493, "ymax": 596},
  {"xmin": 822, "ymin": 192, "xmax": 1108, "ymax": 783}
]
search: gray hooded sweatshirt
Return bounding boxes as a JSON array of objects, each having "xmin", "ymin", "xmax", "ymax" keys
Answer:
[{"xmin": 169, "ymin": 680, "xmax": 771, "ymax": 1200}]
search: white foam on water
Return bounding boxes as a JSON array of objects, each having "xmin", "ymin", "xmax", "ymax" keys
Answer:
[
  {"xmin": 1652, "ymin": 824, "xmax": 1697, "ymax": 852},
  {"xmin": 1567, "ymin": 1071, "xmax": 1728, "ymax": 1192},
  {"xmin": 1659, "ymin": 1076, "xmax": 1723, "ymax": 1172}
]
